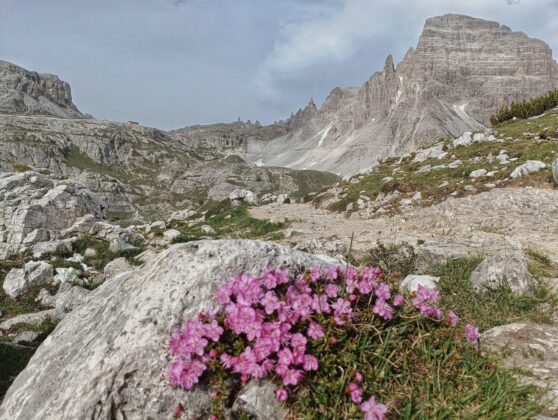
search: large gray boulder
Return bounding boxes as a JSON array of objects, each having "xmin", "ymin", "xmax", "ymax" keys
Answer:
[
  {"xmin": 3, "ymin": 261, "xmax": 54, "ymax": 298},
  {"xmin": 552, "ymin": 158, "xmax": 558, "ymax": 185},
  {"xmin": 470, "ymin": 254, "xmax": 534, "ymax": 294},
  {"xmin": 0, "ymin": 171, "xmax": 105, "ymax": 259},
  {"xmin": 0, "ymin": 240, "xmax": 338, "ymax": 420}
]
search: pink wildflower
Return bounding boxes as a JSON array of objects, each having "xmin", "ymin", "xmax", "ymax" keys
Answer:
[
  {"xmin": 373, "ymin": 299, "xmax": 394, "ymax": 321},
  {"xmin": 275, "ymin": 387, "xmax": 288, "ymax": 402},
  {"xmin": 375, "ymin": 283, "xmax": 391, "ymax": 301},
  {"xmin": 326, "ymin": 265, "xmax": 339, "ymax": 280},
  {"xmin": 392, "ymin": 294, "xmax": 404, "ymax": 307},
  {"xmin": 465, "ymin": 324, "xmax": 480, "ymax": 344},
  {"xmin": 204, "ymin": 320, "xmax": 224, "ymax": 342},
  {"xmin": 324, "ymin": 283, "xmax": 339, "ymax": 298},
  {"xmin": 281, "ymin": 368, "xmax": 304, "ymax": 386},
  {"xmin": 307, "ymin": 322, "xmax": 325, "ymax": 340},
  {"xmin": 309, "ymin": 266, "xmax": 321, "ymax": 283},
  {"xmin": 355, "ymin": 372, "xmax": 364, "ymax": 383},
  {"xmin": 447, "ymin": 310, "xmax": 459, "ymax": 327},
  {"xmin": 348, "ymin": 382, "xmax": 363, "ymax": 403},
  {"xmin": 360, "ymin": 396, "xmax": 387, "ymax": 420},
  {"xmin": 302, "ymin": 355, "xmax": 319, "ymax": 371}
]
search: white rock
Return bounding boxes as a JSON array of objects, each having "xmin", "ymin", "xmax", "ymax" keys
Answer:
[
  {"xmin": 276, "ymin": 194, "xmax": 290, "ymax": 205},
  {"xmin": 103, "ymin": 257, "xmax": 133, "ymax": 279},
  {"xmin": 470, "ymin": 254, "xmax": 533, "ymax": 294},
  {"xmin": 54, "ymin": 267, "xmax": 80, "ymax": 284},
  {"xmin": 3, "ymin": 261, "xmax": 54, "ymax": 298},
  {"xmin": 400, "ymin": 275, "xmax": 439, "ymax": 293},
  {"xmin": 162, "ymin": 229, "xmax": 181, "ymax": 241},
  {"xmin": 167, "ymin": 209, "xmax": 195, "ymax": 223},
  {"xmin": 14, "ymin": 331, "xmax": 39, "ymax": 344},
  {"xmin": 453, "ymin": 132, "xmax": 473, "ymax": 147},
  {"xmin": 201, "ymin": 225, "xmax": 216, "ymax": 235},
  {"xmin": 509, "ymin": 160, "xmax": 546, "ymax": 179},
  {"xmin": 229, "ymin": 189, "xmax": 258, "ymax": 205},
  {"xmin": 448, "ymin": 160, "xmax": 462, "ymax": 169},
  {"xmin": 469, "ymin": 169, "xmax": 487, "ymax": 178},
  {"xmin": 553, "ymin": 158, "xmax": 558, "ymax": 184}
]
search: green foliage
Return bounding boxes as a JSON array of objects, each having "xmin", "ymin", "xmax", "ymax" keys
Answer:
[
  {"xmin": 490, "ymin": 90, "xmax": 558, "ymax": 125},
  {"xmin": 293, "ymin": 314, "xmax": 542, "ymax": 419},
  {"xmin": 11, "ymin": 163, "xmax": 32, "ymax": 172},
  {"xmin": 0, "ymin": 343, "xmax": 36, "ymax": 399},
  {"xmin": 73, "ymin": 234, "xmax": 143, "ymax": 270},
  {"xmin": 435, "ymin": 258, "xmax": 557, "ymax": 331}
]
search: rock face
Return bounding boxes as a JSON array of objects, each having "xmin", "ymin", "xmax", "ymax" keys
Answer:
[
  {"xmin": 0, "ymin": 60, "xmax": 84, "ymax": 119},
  {"xmin": 0, "ymin": 240, "xmax": 338, "ymax": 420},
  {"xmin": 236, "ymin": 14, "xmax": 558, "ymax": 176},
  {"xmin": 0, "ymin": 171, "xmax": 105, "ymax": 259},
  {"xmin": 483, "ymin": 322, "xmax": 558, "ymax": 413},
  {"xmin": 470, "ymin": 254, "xmax": 533, "ymax": 294},
  {"xmin": 0, "ymin": 112, "xmax": 338, "ymax": 217}
]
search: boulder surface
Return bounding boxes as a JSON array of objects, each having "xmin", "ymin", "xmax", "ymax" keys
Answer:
[{"xmin": 0, "ymin": 240, "xmax": 337, "ymax": 420}]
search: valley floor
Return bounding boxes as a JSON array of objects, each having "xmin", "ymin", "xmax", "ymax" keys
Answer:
[{"xmin": 250, "ymin": 186, "xmax": 558, "ymax": 263}]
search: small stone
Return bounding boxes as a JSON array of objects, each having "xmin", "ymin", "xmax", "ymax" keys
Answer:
[
  {"xmin": 400, "ymin": 275, "xmax": 439, "ymax": 293},
  {"xmin": 469, "ymin": 169, "xmax": 487, "ymax": 178},
  {"xmin": 84, "ymin": 247, "xmax": 97, "ymax": 258},
  {"xmin": 200, "ymin": 225, "xmax": 216, "ymax": 235},
  {"xmin": 163, "ymin": 229, "xmax": 181, "ymax": 241},
  {"xmin": 14, "ymin": 331, "xmax": 39, "ymax": 344}
]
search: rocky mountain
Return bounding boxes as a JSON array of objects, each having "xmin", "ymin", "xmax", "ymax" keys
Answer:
[
  {"xmin": 218, "ymin": 14, "xmax": 558, "ymax": 176},
  {"xmin": 0, "ymin": 60, "xmax": 85, "ymax": 119},
  {"xmin": 0, "ymin": 62, "xmax": 339, "ymax": 220}
]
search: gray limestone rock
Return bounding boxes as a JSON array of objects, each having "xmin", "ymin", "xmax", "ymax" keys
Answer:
[
  {"xmin": 232, "ymin": 381, "xmax": 287, "ymax": 420},
  {"xmin": 0, "ymin": 171, "xmax": 105, "ymax": 258},
  {"xmin": 103, "ymin": 257, "xmax": 134, "ymax": 279},
  {"xmin": 400, "ymin": 275, "xmax": 439, "ymax": 293},
  {"xmin": 0, "ymin": 60, "xmax": 84, "ymax": 119},
  {"xmin": 509, "ymin": 160, "xmax": 546, "ymax": 179},
  {"xmin": 470, "ymin": 254, "xmax": 534, "ymax": 294},
  {"xmin": 0, "ymin": 240, "xmax": 337, "ymax": 420},
  {"xmin": 13, "ymin": 331, "xmax": 39, "ymax": 344},
  {"xmin": 553, "ymin": 158, "xmax": 558, "ymax": 185},
  {"xmin": 3, "ymin": 261, "xmax": 54, "ymax": 298},
  {"xmin": 483, "ymin": 323, "xmax": 558, "ymax": 412}
]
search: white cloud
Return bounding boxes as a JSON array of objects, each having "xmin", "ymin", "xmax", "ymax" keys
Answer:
[{"xmin": 257, "ymin": 0, "xmax": 558, "ymax": 97}]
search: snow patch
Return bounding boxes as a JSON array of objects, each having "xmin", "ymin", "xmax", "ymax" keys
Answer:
[
  {"xmin": 255, "ymin": 159, "xmax": 263, "ymax": 167},
  {"xmin": 318, "ymin": 124, "xmax": 333, "ymax": 147},
  {"xmin": 396, "ymin": 90, "xmax": 402, "ymax": 103}
]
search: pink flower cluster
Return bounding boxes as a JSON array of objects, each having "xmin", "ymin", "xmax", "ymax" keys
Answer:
[{"xmin": 167, "ymin": 265, "xmax": 479, "ymax": 419}]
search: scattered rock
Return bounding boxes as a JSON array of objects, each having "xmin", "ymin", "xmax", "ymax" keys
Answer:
[
  {"xmin": 276, "ymin": 194, "xmax": 290, "ymax": 205},
  {"xmin": 3, "ymin": 261, "xmax": 54, "ymax": 298},
  {"xmin": 84, "ymin": 247, "xmax": 97, "ymax": 258},
  {"xmin": 229, "ymin": 189, "xmax": 258, "ymax": 206},
  {"xmin": 168, "ymin": 209, "xmax": 195, "ymax": 223},
  {"xmin": 552, "ymin": 158, "xmax": 558, "ymax": 185},
  {"xmin": 108, "ymin": 238, "xmax": 138, "ymax": 254},
  {"xmin": 448, "ymin": 160, "xmax": 462, "ymax": 169},
  {"xmin": 0, "ymin": 309, "xmax": 58, "ymax": 331},
  {"xmin": 469, "ymin": 169, "xmax": 487, "ymax": 178},
  {"xmin": 103, "ymin": 257, "xmax": 134, "ymax": 279},
  {"xmin": 470, "ymin": 254, "xmax": 533, "ymax": 294},
  {"xmin": 54, "ymin": 267, "xmax": 80, "ymax": 284},
  {"xmin": 13, "ymin": 331, "xmax": 39, "ymax": 344},
  {"xmin": 162, "ymin": 229, "xmax": 181, "ymax": 242},
  {"xmin": 413, "ymin": 143, "xmax": 445, "ymax": 163},
  {"xmin": 201, "ymin": 225, "xmax": 216, "ymax": 235},
  {"xmin": 453, "ymin": 132, "xmax": 472, "ymax": 147},
  {"xmin": 509, "ymin": 160, "xmax": 546, "ymax": 179},
  {"xmin": 400, "ymin": 275, "xmax": 439, "ymax": 293},
  {"xmin": 55, "ymin": 286, "xmax": 90, "ymax": 315}
]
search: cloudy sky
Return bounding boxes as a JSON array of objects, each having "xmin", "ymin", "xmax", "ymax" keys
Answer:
[{"xmin": 0, "ymin": 0, "xmax": 556, "ymax": 129}]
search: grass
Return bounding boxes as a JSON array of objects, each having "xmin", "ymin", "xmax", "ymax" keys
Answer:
[
  {"xmin": 291, "ymin": 248, "xmax": 554, "ymax": 418},
  {"xmin": 11, "ymin": 163, "xmax": 32, "ymax": 172},
  {"xmin": 0, "ymin": 343, "xmax": 36, "ymax": 399},
  {"xmin": 434, "ymin": 258, "xmax": 557, "ymax": 331},
  {"xmin": 73, "ymin": 234, "xmax": 143, "ymax": 270},
  {"xmin": 170, "ymin": 202, "xmax": 285, "ymax": 241},
  {"xmin": 285, "ymin": 244, "xmax": 555, "ymax": 418}
]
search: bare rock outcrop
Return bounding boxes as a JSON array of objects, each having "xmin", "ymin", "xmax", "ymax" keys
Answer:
[
  {"xmin": 0, "ymin": 171, "xmax": 105, "ymax": 259},
  {"xmin": 0, "ymin": 60, "xmax": 84, "ymax": 119},
  {"xmin": 0, "ymin": 240, "xmax": 337, "ymax": 420}
]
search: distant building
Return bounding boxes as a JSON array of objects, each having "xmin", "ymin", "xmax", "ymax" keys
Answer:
[{"xmin": 127, "ymin": 120, "xmax": 139, "ymax": 125}]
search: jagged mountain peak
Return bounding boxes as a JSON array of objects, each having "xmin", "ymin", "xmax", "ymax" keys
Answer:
[{"xmin": 241, "ymin": 14, "xmax": 558, "ymax": 176}]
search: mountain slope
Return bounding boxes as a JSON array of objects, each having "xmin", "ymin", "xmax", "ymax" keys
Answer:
[{"xmin": 239, "ymin": 14, "xmax": 558, "ymax": 176}]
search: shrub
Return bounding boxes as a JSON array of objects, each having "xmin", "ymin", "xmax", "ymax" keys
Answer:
[
  {"xmin": 11, "ymin": 163, "xmax": 32, "ymax": 173},
  {"xmin": 490, "ymin": 90, "xmax": 558, "ymax": 125},
  {"xmin": 166, "ymin": 265, "xmax": 542, "ymax": 418}
]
